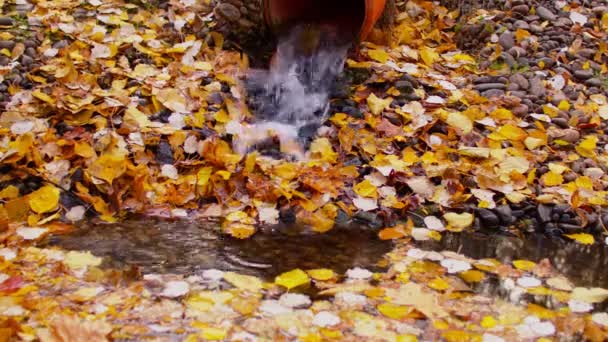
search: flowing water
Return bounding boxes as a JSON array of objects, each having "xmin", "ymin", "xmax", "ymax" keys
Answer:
[{"xmin": 232, "ymin": 25, "xmax": 351, "ymax": 158}]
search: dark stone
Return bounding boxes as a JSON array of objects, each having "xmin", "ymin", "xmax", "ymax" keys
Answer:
[
  {"xmin": 557, "ymin": 223, "xmax": 583, "ymax": 232},
  {"xmin": 0, "ymin": 40, "xmax": 15, "ymax": 49},
  {"xmin": 354, "ymin": 212, "xmax": 383, "ymax": 229},
  {"xmin": 482, "ymin": 89, "xmax": 505, "ymax": 98},
  {"xmin": 536, "ymin": 6, "xmax": 557, "ymax": 21},
  {"xmin": 155, "ymin": 140, "xmax": 174, "ymax": 164},
  {"xmin": 478, "ymin": 208, "xmax": 500, "ymax": 227},
  {"xmin": 574, "ymin": 69, "xmax": 594, "ymax": 80},
  {"xmin": 495, "ymin": 205, "xmax": 515, "ymax": 225},
  {"xmin": 0, "ymin": 17, "xmax": 14, "ymax": 26},
  {"xmin": 537, "ymin": 204, "xmax": 553, "ymax": 223},
  {"xmin": 498, "ymin": 31, "xmax": 515, "ymax": 50},
  {"xmin": 512, "ymin": 4, "xmax": 529, "ymax": 15},
  {"xmin": 474, "ymin": 83, "xmax": 507, "ymax": 91}
]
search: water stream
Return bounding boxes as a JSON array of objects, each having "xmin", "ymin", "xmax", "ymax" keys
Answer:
[{"xmin": 232, "ymin": 25, "xmax": 351, "ymax": 157}]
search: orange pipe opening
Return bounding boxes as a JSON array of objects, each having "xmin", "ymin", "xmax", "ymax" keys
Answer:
[{"xmin": 263, "ymin": 0, "xmax": 387, "ymax": 43}]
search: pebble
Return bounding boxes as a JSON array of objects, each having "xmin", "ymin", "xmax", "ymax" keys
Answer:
[
  {"xmin": 215, "ymin": 3, "xmax": 241, "ymax": 22},
  {"xmin": 0, "ymin": 17, "xmax": 14, "ymax": 26},
  {"xmin": 474, "ymin": 83, "xmax": 506, "ymax": 91},
  {"xmin": 512, "ymin": 5, "xmax": 530, "ymax": 15},
  {"xmin": 509, "ymin": 74, "xmax": 529, "ymax": 89},
  {"xmin": 495, "ymin": 205, "xmax": 515, "ymax": 225},
  {"xmin": 498, "ymin": 31, "xmax": 515, "ymax": 50},
  {"xmin": 536, "ymin": 6, "xmax": 557, "ymax": 21},
  {"xmin": 537, "ymin": 205, "xmax": 553, "ymax": 223},
  {"xmin": 0, "ymin": 40, "xmax": 15, "ymax": 49},
  {"xmin": 574, "ymin": 69, "xmax": 594, "ymax": 80},
  {"xmin": 478, "ymin": 209, "xmax": 500, "ymax": 227},
  {"xmin": 482, "ymin": 89, "xmax": 505, "ymax": 98},
  {"xmin": 528, "ymin": 78, "xmax": 546, "ymax": 97}
]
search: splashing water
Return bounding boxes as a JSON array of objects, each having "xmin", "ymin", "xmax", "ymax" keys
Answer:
[{"xmin": 232, "ymin": 25, "xmax": 351, "ymax": 158}]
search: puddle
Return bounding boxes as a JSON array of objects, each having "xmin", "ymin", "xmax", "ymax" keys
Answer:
[
  {"xmin": 43, "ymin": 218, "xmax": 392, "ymax": 280},
  {"xmin": 417, "ymin": 232, "xmax": 608, "ymax": 288}
]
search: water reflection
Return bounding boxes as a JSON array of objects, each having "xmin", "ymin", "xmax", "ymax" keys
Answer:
[
  {"xmin": 418, "ymin": 232, "xmax": 608, "ymax": 288},
  {"xmin": 44, "ymin": 218, "xmax": 392, "ymax": 280}
]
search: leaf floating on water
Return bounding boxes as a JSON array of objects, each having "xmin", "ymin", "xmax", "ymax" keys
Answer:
[
  {"xmin": 513, "ymin": 260, "xmax": 536, "ymax": 272},
  {"xmin": 16, "ymin": 227, "xmax": 48, "ymax": 240},
  {"xmin": 275, "ymin": 269, "xmax": 310, "ymax": 290},
  {"xmin": 564, "ymin": 233, "xmax": 595, "ymax": 245},
  {"xmin": 307, "ymin": 269, "xmax": 336, "ymax": 281},
  {"xmin": 571, "ymin": 287, "xmax": 608, "ymax": 303},
  {"xmin": 223, "ymin": 272, "xmax": 263, "ymax": 292}
]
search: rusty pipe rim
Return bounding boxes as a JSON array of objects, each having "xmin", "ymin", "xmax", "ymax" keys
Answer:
[{"xmin": 261, "ymin": 0, "xmax": 386, "ymax": 43}]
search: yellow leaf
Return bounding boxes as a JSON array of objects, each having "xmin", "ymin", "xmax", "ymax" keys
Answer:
[
  {"xmin": 515, "ymin": 29, "xmax": 531, "ymax": 42},
  {"xmin": 576, "ymin": 135, "xmax": 598, "ymax": 158},
  {"xmin": 491, "ymin": 108, "xmax": 513, "ymax": 120},
  {"xmin": 513, "ymin": 260, "xmax": 536, "ymax": 271},
  {"xmin": 564, "ymin": 233, "xmax": 595, "ymax": 245},
  {"xmin": 428, "ymin": 277, "xmax": 450, "ymax": 291},
  {"xmin": 524, "ymin": 137, "xmax": 545, "ymax": 150},
  {"xmin": 368, "ymin": 49, "xmax": 389, "ymax": 63},
  {"xmin": 378, "ymin": 303, "xmax": 413, "ymax": 320},
  {"xmin": 275, "ymin": 269, "xmax": 310, "ymax": 290},
  {"xmin": 0, "ymin": 185, "xmax": 19, "ymax": 200},
  {"xmin": 480, "ymin": 316, "xmax": 497, "ymax": 329},
  {"xmin": 88, "ymin": 154, "xmax": 127, "ymax": 184},
  {"xmin": 459, "ymin": 270, "xmax": 485, "ymax": 283},
  {"xmin": 223, "ymin": 272, "xmax": 263, "ymax": 292},
  {"xmin": 367, "ymin": 93, "xmax": 392, "ymax": 115},
  {"xmin": 558, "ymin": 100, "xmax": 571, "ymax": 111},
  {"xmin": 571, "ymin": 287, "xmax": 608, "ymax": 303},
  {"xmin": 123, "ymin": 106, "xmax": 151, "ymax": 128},
  {"xmin": 446, "ymin": 112, "xmax": 473, "ymax": 134},
  {"xmin": 28, "ymin": 185, "xmax": 60, "ymax": 214},
  {"xmin": 541, "ymin": 171, "xmax": 564, "ymax": 186},
  {"xmin": 497, "ymin": 124, "xmax": 527, "ymax": 140},
  {"xmin": 74, "ymin": 141, "xmax": 96, "ymax": 158},
  {"xmin": 64, "ymin": 251, "xmax": 102, "ymax": 269},
  {"xmin": 354, "ymin": 179, "xmax": 378, "ymax": 198},
  {"xmin": 197, "ymin": 167, "xmax": 213, "ymax": 186},
  {"xmin": 32, "ymin": 89, "xmax": 56, "ymax": 104},
  {"xmin": 307, "ymin": 269, "xmax": 335, "ymax": 281},
  {"xmin": 309, "ymin": 138, "xmax": 338, "ymax": 163},
  {"xmin": 419, "ymin": 46, "xmax": 440, "ymax": 66},
  {"xmin": 443, "ymin": 212, "xmax": 474, "ymax": 230},
  {"xmin": 396, "ymin": 334, "xmax": 419, "ymax": 342}
]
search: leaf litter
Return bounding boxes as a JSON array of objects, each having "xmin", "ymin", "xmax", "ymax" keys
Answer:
[{"xmin": 0, "ymin": 0, "xmax": 608, "ymax": 340}]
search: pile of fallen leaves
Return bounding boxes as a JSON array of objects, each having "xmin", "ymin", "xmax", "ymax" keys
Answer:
[
  {"xmin": 0, "ymin": 0, "xmax": 607, "ymax": 244},
  {"xmin": 1, "ymin": 0, "xmax": 608, "ymax": 339}
]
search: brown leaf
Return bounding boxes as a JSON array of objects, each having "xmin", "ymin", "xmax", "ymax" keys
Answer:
[{"xmin": 40, "ymin": 315, "xmax": 112, "ymax": 342}]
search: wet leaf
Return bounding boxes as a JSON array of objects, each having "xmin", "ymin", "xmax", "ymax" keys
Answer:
[
  {"xmin": 443, "ymin": 212, "xmax": 474, "ymax": 231},
  {"xmin": 275, "ymin": 269, "xmax": 310, "ymax": 290},
  {"xmin": 223, "ymin": 272, "xmax": 263, "ymax": 292},
  {"xmin": 564, "ymin": 233, "xmax": 595, "ymax": 245},
  {"xmin": 28, "ymin": 185, "xmax": 60, "ymax": 214}
]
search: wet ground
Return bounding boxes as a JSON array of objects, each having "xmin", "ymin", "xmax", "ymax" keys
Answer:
[{"xmin": 44, "ymin": 218, "xmax": 608, "ymax": 289}]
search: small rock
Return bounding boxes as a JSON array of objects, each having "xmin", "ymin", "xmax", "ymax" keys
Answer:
[
  {"xmin": 21, "ymin": 55, "xmax": 33, "ymax": 66},
  {"xmin": 498, "ymin": 31, "xmax": 515, "ymax": 50},
  {"xmin": 0, "ymin": 17, "xmax": 14, "ymax": 26},
  {"xmin": 560, "ymin": 129, "xmax": 580, "ymax": 143},
  {"xmin": 215, "ymin": 3, "xmax": 241, "ymax": 22},
  {"xmin": 538, "ymin": 204, "xmax": 553, "ymax": 223},
  {"xmin": 536, "ymin": 6, "xmax": 557, "ymax": 21},
  {"xmin": 552, "ymin": 117, "xmax": 569, "ymax": 128},
  {"xmin": 512, "ymin": 104, "xmax": 529, "ymax": 116},
  {"xmin": 0, "ymin": 40, "xmax": 15, "ymax": 49},
  {"xmin": 510, "ymin": 73, "xmax": 529, "ymax": 89},
  {"xmin": 512, "ymin": 4, "xmax": 530, "ymax": 15},
  {"xmin": 508, "ymin": 46, "xmax": 527, "ymax": 58},
  {"xmin": 558, "ymin": 223, "xmax": 583, "ymax": 232},
  {"xmin": 495, "ymin": 205, "xmax": 515, "ymax": 225},
  {"xmin": 574, "ymin": 69, "xmax": 594, "ymax": 80},
  {"xmin": 513, "ymin": 20, "xmax": 530, "ymax": 30},
  {"xmin": 478, "ymin": 209, "xmax": 500, "ymax": 227},
  {"xmin": 529, "ymin": 78, "xmax": 546, "ymax": 97},
  {"xmin": 482, "ymin": 89, "xmax": 505, "ymax": 98},
  {"xmin": 474, "ymin": 83, "xmax": 507, "ymax": 91},
  {"xmin": 586, "ymin": 78, "xmax": 603, "ymax": 87}
]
